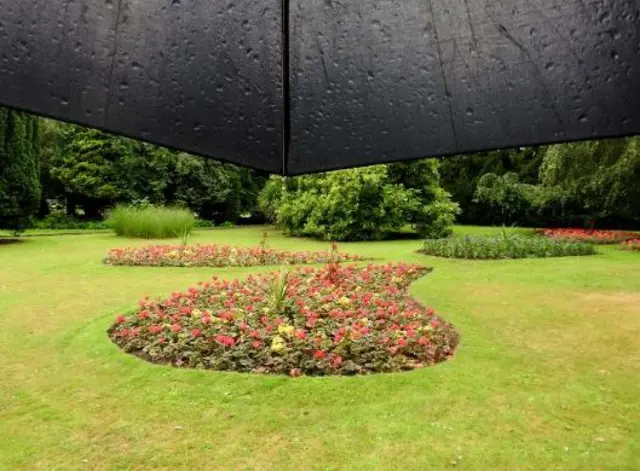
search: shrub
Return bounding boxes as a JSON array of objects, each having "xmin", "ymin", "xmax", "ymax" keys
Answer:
[
  {"xmin": 420, "ymin": 232, "xmax": 595, "ymax": 259},
  {"xmin": 104, "ymin": 243, "xmax": 368, "ymax": 267},
  {"xmin": 537, "ymin": 228, "xmax": 639, "ymax": 244},
  {"xmin": 108, "ymin": 263, "xmax": 459, "ymax": 375},
  {"xmin": 107, "ymin": 205, "xmax": 196, "ymax": 239},
  {"xmin": 259, "ymin": 163, "xmax": 459, "ymax": 241},
  {"xmin": 33, "ymin": 212, "xmax": 109, "ymax": 230}
]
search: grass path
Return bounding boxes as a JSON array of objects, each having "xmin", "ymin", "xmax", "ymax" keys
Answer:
[{"xmin": 0, "ymin": 226, "xmax": 639, "ymax": 470}]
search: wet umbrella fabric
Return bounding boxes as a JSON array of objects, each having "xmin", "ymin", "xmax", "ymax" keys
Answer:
[{"xmin": 0, "ymin": 0, "xmax": 637, "ymax": 175}]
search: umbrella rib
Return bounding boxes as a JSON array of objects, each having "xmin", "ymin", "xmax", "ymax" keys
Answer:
[{"xmin": 281, "ymin": 0, "xmax": 291, "ymax": 176}]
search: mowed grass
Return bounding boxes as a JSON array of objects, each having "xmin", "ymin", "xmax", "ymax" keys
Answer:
[{"xmin": 0, "ymin": 226, "xmax": 639, "ymax": 470}]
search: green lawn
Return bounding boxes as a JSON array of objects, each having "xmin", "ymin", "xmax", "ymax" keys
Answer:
[{"xmin": 1, "ymin": 226, "xmax": 639, "ymax": 470}]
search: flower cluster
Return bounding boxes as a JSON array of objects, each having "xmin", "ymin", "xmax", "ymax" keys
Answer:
[
  {"xmin": 620, "ymin": 239, "xmax": 640, "ymax": 251},
  {"xmin": 104, "ymin": 244, "xmax": 367, "ymax": 267},
  {"xmin": 537, "ymin": 228, "xmax": 639, "ymax": 244},
  {"xmin": 108, "ymin": 263, "xmax": 459, "ymax": 375}
]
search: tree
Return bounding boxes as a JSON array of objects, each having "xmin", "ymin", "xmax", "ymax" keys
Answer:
[
  {"xmin": 0, "ymin": 108, "xmax": 41, "ymax": 232},
  {"xmin": 474, "ymin": 172, "xmax": 531, "ymax": 225},
  {"xmin": 260, "ymin": 161, "xmax": 459, "ymax": 241},
  {"xmin": 48, "ymin": 124, "xmax": 267, "ymax": 221},
  {"xmin": 540, "ymin": 138, "xmax": 640, "ymax": 224},
  {"xmin": 438, "ymin": 147, "xmax": 545, "ymax": 224}
]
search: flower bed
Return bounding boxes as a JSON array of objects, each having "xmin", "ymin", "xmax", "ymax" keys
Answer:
[
  {"xmin": 620, "ymin": 239, "xmax": 640, "ymax": 251},
  {"xmin": 104, "ymin": 244, "xmax": 367, "ymax": 267},
  {"xmin": 108, "ymin": 263, "xmax": 459, "ymax": 375},
  {"xmin": 537, "ymin": 228, "xmax": 639, "ymax": 244},
  {"xmin": 420, "ymin": 235, "xmax": 595, "ymax": 259}
]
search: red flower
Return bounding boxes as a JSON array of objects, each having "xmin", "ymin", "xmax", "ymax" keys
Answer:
[
  {"xmin": 116, "ymin": 315, "xmax": 126, "ymax": 324},
  {"xmin": 252, "ymin": 340, "xmax": 261, "ymax": 348},
  {"xmin": 331, "ymin": 355, "xmax": 343, "ymax": 367},
  {"xmin": 170, "ymin": 323, "xmax": 182, "ymax": 332},
  {"xmin": 294, "ymin": 330, "xmax": 307, "ymax": 340},
  {"xmin": 313, "ymin": 350, "xmax": 327, "ymax": 359},
  {"xmin": 191, "ymin": 329, "xmax": 201, "ymax": 338},
  {"xmin": 214, "ymin": 335, "xmax": 236, "ymax": 347},
  {"xmin": 431, "ymin": 319, "xmax": 441, "ymax": 328},
  {"xmin": 138, "ymin": 310, "xmax": 150, "ymax": 320},
  {"xmin": 148, "ymin": 325, "xmax": 163, "ymax": 334}
]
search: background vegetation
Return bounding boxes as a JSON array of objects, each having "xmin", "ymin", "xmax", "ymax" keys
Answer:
[{"xmin": 2, "ymin": 106, "xmax": 640, "ymax": 238}]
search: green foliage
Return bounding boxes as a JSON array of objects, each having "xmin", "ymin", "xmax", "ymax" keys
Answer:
[
  {"xmin": 45, "ymin": 124, "xmax": 266, "ymax": 222},
  {"xmin": 540, "ymin": 138, "xmax": 640, "ymax": 222},
  {"xmin": 32, "ymin": 212, "xmax": 109, "ymax": 230},
  {"xmin": 439, "ymin": 147, "xmax": 545, "ymax": 224},
  {"xmin": 0, "ymin": 108, "xmax": 41, "ymax": 232},
  {"xmin": 421, "ymin": 229, "xmax": 596, "ymax": 259},
  {"xmin": 473, "ymin": 172, "xmax": 542, "ymax": 225},
  {"xmin": 441, "ymin": 138, "xmax": 640, "ymax": 228},
  {"xmin": 107, "ymin": 204, "xmax": 196, "ymax": 239},
  {"xmin": 260, "ymin": 162, "xmax": 458, "ymax": 241}
]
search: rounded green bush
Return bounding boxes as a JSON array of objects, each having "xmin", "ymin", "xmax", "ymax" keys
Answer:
[{"xmin": 107, "ymin": 205, "xmax": 196, "ymax": 239}]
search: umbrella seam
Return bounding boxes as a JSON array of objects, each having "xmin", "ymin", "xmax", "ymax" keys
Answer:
[{"xmin": 281, "ymin": 0, "xmax": 291, "ymax": 176}]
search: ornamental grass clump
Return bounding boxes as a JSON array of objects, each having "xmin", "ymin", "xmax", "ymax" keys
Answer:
[
  {"xmin": 107, "ymin": 205, "xmax": 196, "ymax": 239},
  {"xmin": 421, "ymin": 232, "xmax": 595, "ymax": 259},
  {"xmin": 108, "ymin": 263, "xmax": 459, "ymax": 376}
]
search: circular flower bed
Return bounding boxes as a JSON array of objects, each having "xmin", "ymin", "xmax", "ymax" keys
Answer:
[
  {"xmin": 104, "ymin": 244, "xmax": 368, "ymax": 267},
  {"xmin": 537, "ymin": 228, "xmax": 639, "ymax": 244},
  {"xmin": 108, "ymin": 263, "xmax": 459, "ymax": 375}
]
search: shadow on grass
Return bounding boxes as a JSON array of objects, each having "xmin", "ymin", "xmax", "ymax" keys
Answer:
[{"xmin": 0, "ymin": 238, "xmax": 23, "ymax": 245}]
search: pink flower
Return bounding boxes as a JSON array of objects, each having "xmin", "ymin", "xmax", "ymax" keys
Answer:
[
  {"xmin": 191, "ymin": 329, "xmax": 201, "ymax": 338},
  {"xmin": 116, "ymin": 315, "xmax": 126, "ymax": 324},
  {"xmin": 170, "ymin": 323, "xmax": 182, "ymax": 332}
]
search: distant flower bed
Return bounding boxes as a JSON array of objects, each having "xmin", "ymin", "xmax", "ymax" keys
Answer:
[
  {"xmin": 420, "ymin": 235, "xmax": 595, "ymax": 259},
  {"xmin": 104, "ymin": 244, "xmax": 368, "ymax": 267},
  {"xmin": 537, "ymin": 228, "xmax": 639, "ymax": 244},
  {"xmin": 108, "ymin": 263, "xmax": 459, "ymax": 375},
  {"xmin": 620, "ymin": 239, "xmax": 640, "ymax": 251}
]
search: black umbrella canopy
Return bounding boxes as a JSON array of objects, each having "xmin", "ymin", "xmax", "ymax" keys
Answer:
[{"xmin": 0, "ymin": 0, "xmax": 638, "ymax": 175}]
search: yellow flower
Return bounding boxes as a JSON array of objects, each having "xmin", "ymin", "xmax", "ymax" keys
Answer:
[
  {"xmin": 278, "ymin": 324, "xmax": 295, "ymax": 336},
  {"xmin": 191, "ymin": 308, "xmax": 202, "ymax": 317},
  {"xmin": 270, "ymin": 336, "xmax": 285, "ymax": 352},
  {"xmin": 339, "ymin": 296, "xmax": 352, "ymax": 306},
  {"xmin": 359, "ymin": 318, "xmax": 369, "ymax": 326},
  {"xmin": 262, "ymin": 307, "xmax": 271, "ymax": 314}
]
